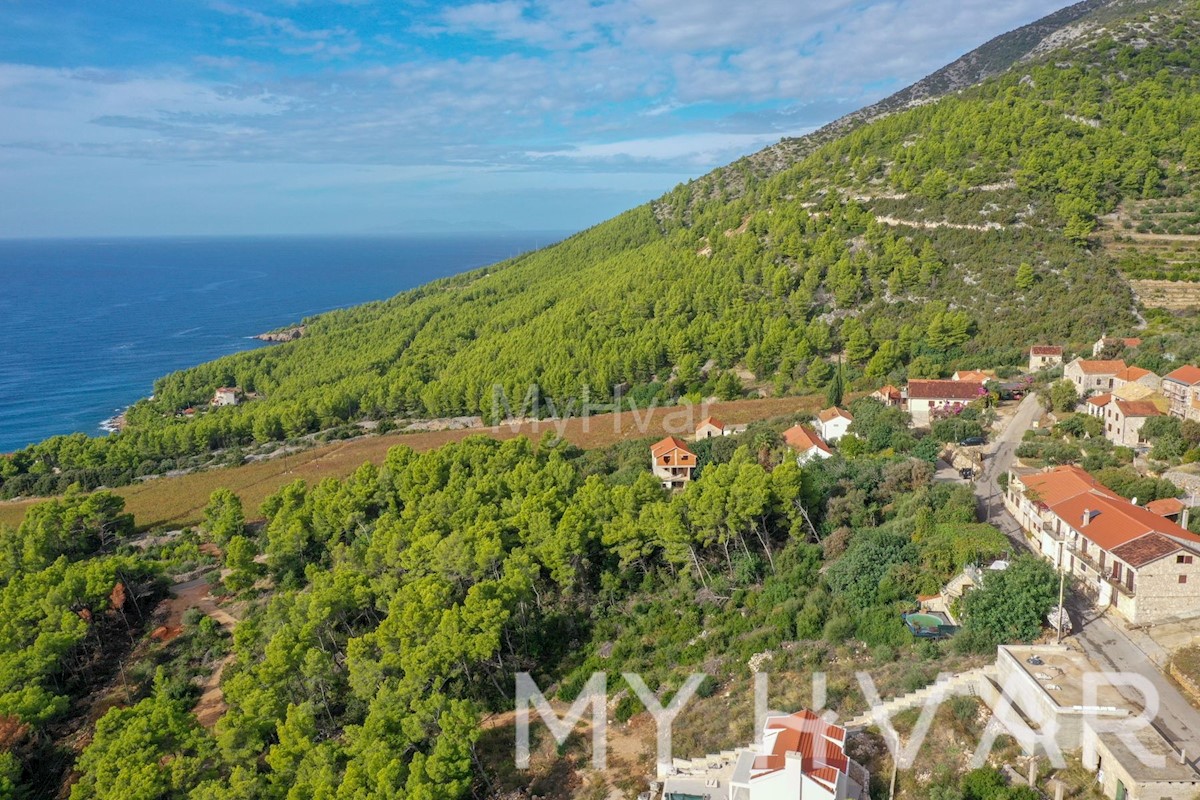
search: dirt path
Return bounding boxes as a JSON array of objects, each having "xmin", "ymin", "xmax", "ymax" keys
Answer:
[
  {"xmin": 166, "ymin": 576, "xmax": 239, "ymax": 727},
  {"xmin": 873, "ymin": 214, "xmax": 1010, "ymax": 232}
]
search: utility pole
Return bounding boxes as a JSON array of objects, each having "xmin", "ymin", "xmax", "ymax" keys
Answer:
[{"xmin": 1056, "ymin": 556, "xmax": 1067, "ymax": 645}]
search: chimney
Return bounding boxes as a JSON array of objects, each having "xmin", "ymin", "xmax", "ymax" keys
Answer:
[{"xmin": 1082, "ymin": 509, "xmax": 1092, "ymax": 527}]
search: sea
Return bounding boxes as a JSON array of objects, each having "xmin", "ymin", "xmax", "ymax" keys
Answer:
[{"xmin": 0, "ymin": 234, "xmax": 566, "ymax": 453}]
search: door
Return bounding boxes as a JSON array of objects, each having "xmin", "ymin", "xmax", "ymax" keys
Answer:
[{"xmin": 1115, "ymin": 779, "xmax": 1126, "ymax": 800}]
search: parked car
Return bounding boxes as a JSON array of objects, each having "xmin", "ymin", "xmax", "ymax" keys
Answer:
[{"xmin": 959, "ymin": 436, "xmax": 986, "ymax": 446}]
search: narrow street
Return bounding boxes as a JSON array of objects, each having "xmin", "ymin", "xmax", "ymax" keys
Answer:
[
  {"xmin": 975, "ymin": 393, "xmax": 1200, "ymax": 759},
  {"xmin": 975, "ymin": 393, "xmax": 1040, "ymax": 554}
]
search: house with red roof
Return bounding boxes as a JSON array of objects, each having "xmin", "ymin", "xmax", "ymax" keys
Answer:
[
  {"xmin": 1162, "ymin": 365, "xmax": 1200, "ymax": 419},
  {"xmin": 1111, "ymin": 365, "xmax": 1160, "ymax": 394},
  {"xmin": 1103, "ymin": 398, "xmax": 1163, "ymax": 447},
  {"xmin": 651, "ymin": 436, "xmax": 696, "ymax": 490},
  {"xmin": 211, "ymin": 386, "xmax": 241, "ymax": 407},
  {"xmin": 1083, "ymin": 393, "xmax": 1111, "ymax": 421},
  {"xmin": 694, "ymin": 416, "xmax": 726, "ymax": 441},
  {"xmin": 1006, "ymin": 465, "xmax": 1200, "ymax": 623},
  {"xmin": 784, "ymin": 424, "xmax": 832, "ymax": 465},
  {"xmin": 904, "ymin": 379, "xmax": 985, "ymax": 427},
  {"xmin": 1064, "ymin": 358, "xmax": 1126, "ymax": 395},
  {"xmin": 869, "ymin": 384, "xmax": 903, "ymax": 407},
  {"xmin": 1092, "ymin": 335, "xmax": 1142, "ymax": 357},
  {"xmin": 1028, "ymin": 345, "xmax": 1064, "ymax": 372},
  {"xmin": 815, "ymin": 407, "xmax": 853, "ymax": 443}
]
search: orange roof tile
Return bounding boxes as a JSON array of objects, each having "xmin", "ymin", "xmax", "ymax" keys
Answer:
[
  {"xmin": 651, "ymin": 436, "xmax": 695, "ymax": 467},
  {"xmin": 1146, "ymin": 497, "xmax": 1187, "ymax": 516},
  {"xmin": 1114, "ymin": 366, "xmax": 1154, "ymax": 382},
  {"xmin": 1075, "ymin": 359, "xmax": 1127, "ymax": 375},
  {"xmin": 697, "ymin": 416, "xmax": 724, "ymax": 431},
  {"xmin": 1114, "ymin": 399, "xmax": 1161, "ymax": 418},
  {"xmin": 1053, "ymin": 491, "xmax": 1200, "ymax": 553},
  {"xmin": 873, "ymin": 384, "xmax": 902, "ymax": 400},
  {"xmin": 1031, "ymin": 345, "xmax": 1063, "ymax": 356},
  {"xmin": 1086, "ymin": 393, "xmax": 1112, "ymax": 407},
  {"xmin": 1164, "ymin": 365, "xmax": 1200, "ymax": 386},
  {"xmin": 817, "ymin": 407, "xmax": 853, "ymax": 423},
  {"xmin": 906, "ymin": 379, "xmax": 985, "ymax": 400},
  {"xmin": 1019, "ymin": 465, "xmax": 1115, "ymax": 507},
  {"xmin": 783, "ymin": 424, "xmax": 831, "ymax": 454},
  {"xmin": 1110, "ymin": 533, "xmax": 1184, "ymax": 568}
]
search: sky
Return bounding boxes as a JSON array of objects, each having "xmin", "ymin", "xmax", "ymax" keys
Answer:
[{"xmin": 0, "ymin": 0, "xmax": 1073, "ymax": 237}]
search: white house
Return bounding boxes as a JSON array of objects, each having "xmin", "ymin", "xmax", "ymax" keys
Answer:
[
  {"xmin": 870, "ymin": 384, "xmax": 903, "ymax": 407},
  {"xmin": 784, "ymin": 425, "xmax": 832, "ymax": 464},
  {"xmin": 904, "ymin": 380, "xmax": 985, "ymax": 427},
  {"xmin": 815, "ymin": 407, "xmax": 853, "ymax": 443},
  {"xmin": 694, "ymin": 416, "xmax": 746, "ymax": 441},
  {"xmin": 1092, "ymin": 335, "xmax": 1142, "ymax": 357},
  {"xmin": 211, "ymin": 387, "xmax": 241, "ymax": 407}
]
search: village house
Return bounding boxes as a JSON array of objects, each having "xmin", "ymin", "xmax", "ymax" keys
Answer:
[
  {"xmin": 1111, "ymin": 365, "xmax": 1160, "ymax": 394},
  {"xmin": 211, "ymin": 387, "xmax": 241, "ymax": 407},
  {"xmin": 1162, "ymin": 365, "xmax": 1200, "ymax": 419},
  {"xmin": 1005, "ymin": 465, "xmax": 1200, "ymax": 624},
  {"xmin": 904, "ymin": 379, "xmax": 984, "ymax": 427},
  {"xmin": 1104, "ymin": 399, "xmax": 1162, "ymax": 447},
  {"xmin": 1028, "ymin": 345, "xmax": 1064, "ymax": 372},
  {"xmin": 1092, "ymin": 335, "xmax": 1142, "ymax": 357},
  {"xmin": 1190, "ymin": 384, "xmax": 1200, "ymax": 423},
  {"xmin": 783, "ymin": 424, "xmax": 832, "ymax": 465},
  {"xmin": 951, "ymin": 369, "xmax": 994, "ymax": 382},
  {"xmin": 651, "ymin": 436, "xmax": 696, "ymax": 490},
  {"xmin": 662, "ymin": 710, "xmax": 869, "ymax": 800},
  {"xmin": 1083, "ymin": 393, "xmax": 1110, "ymax": 421},
  {"xmin": 1146, "ymin": 497, "xmax": 1189, "ymax": 526},
  {"xmin": 1063, "ymin": 358, "xmax": 1126, "ymax": 395},
  {"xmin": 815, "ymin": 407, "xmax": 853, "ymax": 443},
  {"xmin": 869, "ymin": 384, "xmax": 903, "ymax": 407},
  {"xmin": 694, "ymin": 416, "xmax": 736, "ymax": 441}
]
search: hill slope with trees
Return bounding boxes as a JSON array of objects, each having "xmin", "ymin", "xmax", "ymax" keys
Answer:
[{"xmin": 4, "ymin": 0, "xmax": 1200, "ymax": 497}]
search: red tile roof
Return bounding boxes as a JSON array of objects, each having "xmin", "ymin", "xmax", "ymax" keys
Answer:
[
  {"xmin": 1074, "ymin": 359, "xmax": 1127, "ymax": 375},
  {"xmin": 783, "ymin": 424, "xmax": 831, "ymax": 454},
  {"xmin": 1164, "ymin": 365, "xmax": 1200, "ymax": 386},
  {"xmin": 697, "ymin": 416, "xmax": 724, "ymax": 431},
  {"xmin": 1146, "ymin": 497, "xmax": 1187, "ymax": 517},
  {"xmin": 752, "ymin": 711, "xmax": 850, "ymax": 781},
  {"xmin": 817, "ymin": 407, "xmax": 853, "ymax": 423},
  {"xmin": 1110, "ymin": 533, "xmax": 1184, "ymax": 568},
  {"xmin": 873, "ymin": 384, "xmax": 902, "ymax": 400},
  {"xmin": 1086, "ymin": 393, "xmax": 1112, "ymax": 408},
  {"xmin": 906, "ymin": 379, "xmax": 985, "ymax": 400},
  {"xmin": 1031, "ymin": 345, "xmax": 1063, "ymax": 356},
  {"xmin": 953, "ymin": 370, "xmax": 993, "ymax": 382},
  {"xmin": 1114, "ymin": 366, "xmax": 1154, "ymax": 382},
  {"xmin": 1114, "ymin": 399, "xmax": 1162, "ymax": 418},
  {"xmin": 651, "ymin": 436, "xmax": 695, "ymax": 467},
  {"xmin": 1053, "ymin": 490, "xmax": 1200, "ymax": 554},
  {"xmin": 1019, "ymin": 465, "xmax": 1114, "ymax": 507}
]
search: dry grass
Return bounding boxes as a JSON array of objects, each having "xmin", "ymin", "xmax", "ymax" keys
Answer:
[{"xmin": 0, "ymin": 394, "xmax": 825, "ymax": 531}]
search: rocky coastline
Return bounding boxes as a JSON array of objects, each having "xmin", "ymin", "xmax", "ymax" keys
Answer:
[{"xmin": 254, "ymin": 325, "xmax": 306, "ymax": 343}]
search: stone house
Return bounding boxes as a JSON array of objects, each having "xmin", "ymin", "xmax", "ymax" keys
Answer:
[
  {"xmin": 783, "ymin": 424, "xmax": 832, "ymax": 465},
  {"xmin": 1084, "ymin": 393, "xmax": 1110, "ymax": 421},
  {"xmin": 815, "ymin": 407, "xmax": 853, "ymax": 443},
  {"xmin": 1092, "ymin": 335, "xmax": 1142, "ymax": 357},
  {"xmin": 1162, "ymin": 365, "xmax": 1200, "ymax": 419},
  {"xmin": 1005, "ymin": 465, "xmax": 1200, "ymax": 624},
  {"xmin": 1064, "ymin": 358, "xmax": 1126, "ymax": 395},
  {"xmin": 1103, "ymin": 399, "xmax": 1162, "ymax": 447},
  {"xmin": 1111, "ymin": 365, "xmax": 1160, "ymax": 394},
  {"xmin": 650, "ymin": 436, "xmax": 696, "ymax": 490},
  {"xmin": 904, "ymin": 379, "xmax": 985, "ymax": 427},
  {"xmin": 1028, "ymin": 345, "xmax": 1064, "ymax": 371}
]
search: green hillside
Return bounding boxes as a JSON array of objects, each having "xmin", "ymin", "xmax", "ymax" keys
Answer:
[{"xmin": 6, "ymin": 0, "xmax": 1200, "ymax": 497}]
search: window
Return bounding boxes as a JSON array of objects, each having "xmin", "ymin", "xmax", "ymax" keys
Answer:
[
  {"xmin": 1182, "ymin": 575, "xmax": 1190, "ymax": 584},
  {"xmin": 1179, "ymin": 555, "xmax": 1194, "ymax": 565}
]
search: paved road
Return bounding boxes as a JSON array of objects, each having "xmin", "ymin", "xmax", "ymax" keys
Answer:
[
  {"xmin": 1075, "ymin": 612, "xmax": 1200, "ymax": 759},
  {"xmin": 974, "ymin": 394, "xmax": 1200, "ymax": 759},
  {"xmin": 975, "ymin": 393, "xmax": 1041, "ymax": 553}
]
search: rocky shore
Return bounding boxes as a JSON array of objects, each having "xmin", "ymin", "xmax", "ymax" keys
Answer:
[{"xmin": 254, "ymin": 325, "xmax": 305, "ymax": 343}]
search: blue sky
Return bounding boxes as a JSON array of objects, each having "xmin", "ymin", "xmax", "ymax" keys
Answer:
[{"xmin": 0, "ymin": 0, "xmax": 1070, "ymax": 236}]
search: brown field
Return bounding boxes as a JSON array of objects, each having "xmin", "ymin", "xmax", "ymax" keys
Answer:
[{"xmin": 0, "ymin": 395, "xmax": 824, "ymax": 531}]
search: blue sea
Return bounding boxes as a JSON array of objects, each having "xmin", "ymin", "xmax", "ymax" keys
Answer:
[{"xmin": 0, "ymin": 234, "xmax": 565, "ymax": 453}]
